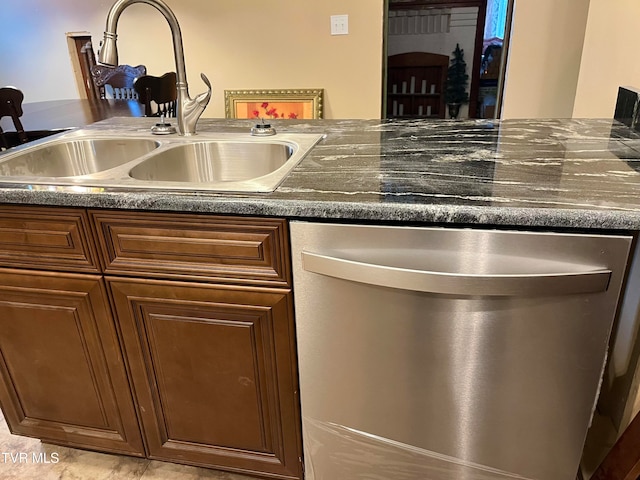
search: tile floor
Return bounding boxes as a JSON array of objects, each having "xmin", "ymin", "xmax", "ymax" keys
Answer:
[{"xmin": 0, "ymin": 412, "xmax": 264, "ymax": 480}]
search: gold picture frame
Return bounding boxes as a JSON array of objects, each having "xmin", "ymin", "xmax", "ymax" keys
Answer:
[{"xmin": 224, "ymin": 89, "xmax": 323, "ymax": 120}]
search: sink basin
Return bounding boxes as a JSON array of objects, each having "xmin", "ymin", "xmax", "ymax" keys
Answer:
[
  {"xmin": 0, "ymin": 138, "xmax": 160, "ymax": 177},
  {"xmin": 129, "ymin": 141, "xmax": 294, "ymax": 183},
  {"xmin": 0, "ymin": 129, "xmax": 323, "ymax": 192}
]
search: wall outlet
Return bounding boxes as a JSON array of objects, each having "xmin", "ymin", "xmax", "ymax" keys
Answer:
[{"xmin": 331, "ymin": 15, "xmax": 349, "ymax": 35}]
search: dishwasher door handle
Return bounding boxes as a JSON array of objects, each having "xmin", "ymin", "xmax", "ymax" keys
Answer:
[{"xmin": 301, "ymin": 251, "xmax": 612, "ymax": 296}]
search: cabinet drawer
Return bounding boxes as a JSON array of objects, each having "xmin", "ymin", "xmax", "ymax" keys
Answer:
[
  {"xmin": 0, "ymin": 206, "xmax": 100, "ymax": 273},
  {"xmin": 90, "ymin": 210, "xmax": 291, "ymax": 286}
]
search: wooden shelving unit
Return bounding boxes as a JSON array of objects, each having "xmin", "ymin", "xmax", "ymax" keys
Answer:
[{"xmin": 386, "ymin": 52, "xmax": 449, "ymax": 119}]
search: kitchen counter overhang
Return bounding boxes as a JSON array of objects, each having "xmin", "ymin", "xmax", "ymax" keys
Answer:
[{"xmin": 1, "ymin": 116, "xmax": 639, "ymax": 230}]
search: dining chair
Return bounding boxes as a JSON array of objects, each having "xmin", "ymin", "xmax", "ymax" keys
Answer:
[
  {"xmin": 134, "ymin": 72, "xmax": 177, "ymax": 117},
  {"xmin": 90, "ymin": 64, "xmax": 147, "ymax": 101},
  {"xmin": 0, "ymin": 87, "xmax": 28, "ymax": 150}
]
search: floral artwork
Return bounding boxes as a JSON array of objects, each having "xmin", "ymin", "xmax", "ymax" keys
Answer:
[
  {"xmin": 224, "ymin": 89, "xmax": 323, "ymax": 120},
  {"xmin": 252, "ymin": 102, "xmax": 298, "ymax": 119}
]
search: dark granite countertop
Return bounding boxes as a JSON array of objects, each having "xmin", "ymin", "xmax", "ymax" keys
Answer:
[{"xmin": 1, "ymin": 117, "xmax": 640, "ymax": 230}]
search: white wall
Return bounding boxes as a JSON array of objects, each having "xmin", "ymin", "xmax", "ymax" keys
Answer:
[
  {"xmin": 387, "ymin": 7, "xmax": 478, "ymax": 59},
  {"xmin": 3, "ymin": 1, "xmax": 638, "ymax": 121},
  {"xmin": 573, "ymin": 0, "xmax": 640, "ymax": 118},
  {"xmin": 0, "ymin": 0, "xmax": 113, "ymax": 102},
  {"xmin": 500, "ymin": 0, "xmax": 590, "ymax": 119},
  {"xmin": 0, "ymin": 0, "xmax": 384, "ymax": 119}
]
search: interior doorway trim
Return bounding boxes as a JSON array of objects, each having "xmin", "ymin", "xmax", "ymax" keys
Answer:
[{"xmin": 383, "ymin": 0, "xmax": 513, "ymax": 119}]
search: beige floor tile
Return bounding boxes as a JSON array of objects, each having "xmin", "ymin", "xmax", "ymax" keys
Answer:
[
  {"xmin": 0, "ymin": 412, "xmax": 266, "ymax": 480},
  {"xmin": 0, "ymin": 444, "xmax": 149, "ymax": 480},
  {"xmin": 140, "ymin": 460, "xmax": 262, "ymax": 480},
  {"xmin": 0, "ymin": 412, "xmax": 148, "ymax": 480}
]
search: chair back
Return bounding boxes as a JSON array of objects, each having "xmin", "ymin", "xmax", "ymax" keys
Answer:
[
  {"xmin": 90, "ymin": 64, "xmax": 147, "ymax": 100},
  {"xmin": 0, "ymin": 87, "xmax": 27, "ymax": 150},
  {"xmin": 134, "ymin": 72, "xmax": 177, "ymax": 117}
]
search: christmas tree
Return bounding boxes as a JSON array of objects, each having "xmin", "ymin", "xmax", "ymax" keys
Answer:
[{"xmin": 445, "ymin": 44, "xmax": 469, "ymax": 116}]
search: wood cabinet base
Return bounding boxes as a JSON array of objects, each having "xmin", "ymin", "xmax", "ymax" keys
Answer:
[{"xmin": 0, "ymin": 207, "xmax": 302, "ymax": 479}]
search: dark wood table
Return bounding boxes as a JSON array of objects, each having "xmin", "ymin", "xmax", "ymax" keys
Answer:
[{"xmin": 0, "ymin": 98, "xmax": 143, "ymax": 134}]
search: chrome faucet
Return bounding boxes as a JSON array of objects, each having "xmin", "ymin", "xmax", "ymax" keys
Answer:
[{"xmin": 98, "ymin": 0, "xmax": 212, "ymax": 136}]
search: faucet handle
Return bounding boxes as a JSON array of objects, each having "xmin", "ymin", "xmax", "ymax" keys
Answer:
[
  {"xmin": 180, "ymin": 73, "xmax": 212, "ymax": 135},
  {"xmin": 200, "ymin": 72, "xmax": 211, "ymax": 90},
  {"xmin": 198, "ymin": 72, "xmax": 212, "ymax": 107}
]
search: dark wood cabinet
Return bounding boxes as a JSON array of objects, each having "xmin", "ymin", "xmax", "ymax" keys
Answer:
[
  {"xmin": 0, "ymin": 206, "xmax": 302, "ymax": 479},
  {"xmin": 386, "ymin": 52, "xmax": 449, "ymax": 119},
  {"xmin": 95, "ymin": 211, "xmax": 302, "ymax": 478},
  {"xmin": 90, "ymin": 210, "xmax": 291, "ymax": 287},
  {"xmin": 0, "ymin": 268, "xmax": 144, "ymax": 455},
  {"xmin": 108, "ymin": 278, "xmax": 302, "ymax": 479},
  {"xmin": 0, "ymin": 205, "xmax": 100, "ymax": 273}
]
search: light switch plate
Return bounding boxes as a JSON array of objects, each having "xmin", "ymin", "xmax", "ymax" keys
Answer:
[{"xmin": 331, "ymin": 14, "xmax": 349, "ymax": 35}]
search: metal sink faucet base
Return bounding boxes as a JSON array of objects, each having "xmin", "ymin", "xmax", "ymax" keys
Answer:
[{"xmin": 98, "ymin": 0, "xmax": 212, "ymax": 136}]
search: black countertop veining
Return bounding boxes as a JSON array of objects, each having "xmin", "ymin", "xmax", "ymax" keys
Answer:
[{"xmin": 1, "ymin": 117, "xmax": 640, "ymax": 230}]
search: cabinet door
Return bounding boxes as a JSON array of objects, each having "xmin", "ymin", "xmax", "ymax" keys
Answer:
[
  {"xmin": 0, "ymin": 269, "xmax": 144, "ymax": 456},
  {"xmin": 108, "ymin": 278, "xmax": 302, "ymax": 479}
]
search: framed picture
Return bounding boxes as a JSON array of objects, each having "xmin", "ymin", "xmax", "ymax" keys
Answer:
[{"xmin": 224, "ymin": 89, "xmax": 323, "ymax": 120}]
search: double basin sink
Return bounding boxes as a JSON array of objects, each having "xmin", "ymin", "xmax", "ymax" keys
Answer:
[{"xmin": 0, "ymin": 129, "xmax": 324, "ymax": 193}]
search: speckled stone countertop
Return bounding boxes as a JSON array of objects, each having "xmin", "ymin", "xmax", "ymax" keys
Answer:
[{"xmin": 1, "ymin": 116, "xmax": 640, "ymax": 230}]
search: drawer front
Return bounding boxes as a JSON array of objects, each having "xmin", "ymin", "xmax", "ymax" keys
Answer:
[
  {"xmin": 0, "ymin": 206, "xmax": 100, "ymax": 273},
  {"xmin": 90, "ymin": 210, "xmax": 291, "ymax": 286}
]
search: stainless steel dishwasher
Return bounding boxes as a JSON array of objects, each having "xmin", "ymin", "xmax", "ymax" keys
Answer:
[{"xmin": 290, "ymin": 222, "xmax": 632, "ymax": 480}]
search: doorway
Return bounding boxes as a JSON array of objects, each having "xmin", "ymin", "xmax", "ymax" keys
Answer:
[
  {"xmin": 66, "ymin": 32, "xmax": 98, "ymax": 101},
  {"xmin": 383, "ymin": 0, "xmax": 513, "ymax": 120}
]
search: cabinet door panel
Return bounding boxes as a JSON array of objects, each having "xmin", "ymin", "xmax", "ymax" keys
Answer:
[
  {"xmin": 145, "ymin": 307, "xmax": 269, "ymax": 451},
  {"xmin": 108, "ymin": 278, "xmax": 302, "ymax": 479},
  {"xmin": 0, "ymin": 269, "xmax": 144, "ymax": 456}
]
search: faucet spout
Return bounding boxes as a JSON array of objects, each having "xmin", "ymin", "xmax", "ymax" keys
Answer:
[{"xmin": 98, "ymin": 0, "xmax": 211, "ymax": 135}]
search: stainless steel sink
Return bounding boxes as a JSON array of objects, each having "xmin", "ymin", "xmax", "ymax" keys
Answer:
[
  {"xmin": 130, "ymin": 142, "xmax": 293, "ymax": 183},
  {"xmin": 0, "ymin": 129, "xmax": 323, "ymax": 192},
  {"xmin": 0, "ymin": 138, "xmax": 160, "ymax": 177}
]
